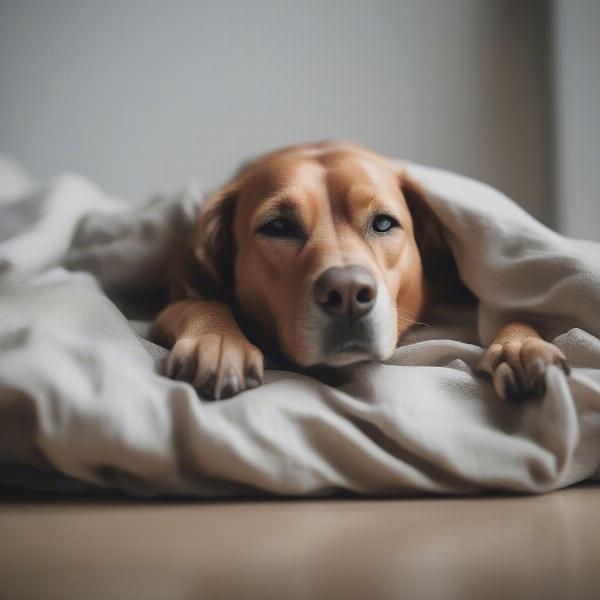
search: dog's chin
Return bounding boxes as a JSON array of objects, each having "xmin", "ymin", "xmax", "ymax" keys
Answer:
[
  {"xmin": 321, "ymin": 352, "xmax": 372, "ymax": 367},
  {"xmin": 317, "ymin": 344, "xmax": 390, "ymax": 367}
]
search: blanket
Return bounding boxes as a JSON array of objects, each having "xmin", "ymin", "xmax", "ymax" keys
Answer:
[{"xmin": 1, "ymin": 157, "xmax": 599, "ymax": 497}]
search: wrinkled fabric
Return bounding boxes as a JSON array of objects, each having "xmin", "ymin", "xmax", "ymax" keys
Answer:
[{"xmin": 0, "ymin": 158, "xmax": 599, "ymax": 497}]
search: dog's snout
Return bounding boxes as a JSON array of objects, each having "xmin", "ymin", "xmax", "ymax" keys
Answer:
[{"xmin": 314, "ymin": 266, "xmax": 377, "ymax": 319}]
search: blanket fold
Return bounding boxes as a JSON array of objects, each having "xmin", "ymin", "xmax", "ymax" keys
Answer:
[{"xmin": 1, "ymin": 157, "xmax": 599, "ymax": 497}]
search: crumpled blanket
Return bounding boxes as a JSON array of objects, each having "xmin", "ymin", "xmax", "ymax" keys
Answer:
[{"xmin": 1, "ymin": 157, "xmax": 599, "ymax": 497}]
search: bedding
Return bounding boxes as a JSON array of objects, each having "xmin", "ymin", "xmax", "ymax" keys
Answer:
[{"xmin": 1, "ymin": 157, "xmax": 599, "ymax": 497}]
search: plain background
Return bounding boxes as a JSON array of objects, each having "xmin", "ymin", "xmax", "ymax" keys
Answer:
[{"xmin": 0, "ymin": 0, "xmax": 598, "ymax": 240}]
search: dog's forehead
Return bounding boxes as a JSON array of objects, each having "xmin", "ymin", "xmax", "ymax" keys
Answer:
[
  {"xmin": 242, "ymin": 156, "xmax": 325, "ymax": 201},
  {"xmin": 241, "ymin": 151, "xmax": 402, "ymax": 208},
  {"xmin": 323, "ymin": 154, "xmax": 401, "ymax": 205}
]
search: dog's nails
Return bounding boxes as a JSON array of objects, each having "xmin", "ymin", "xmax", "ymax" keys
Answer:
[
  {"xmin": 504, "ymin": 372, "xmax": 525, "ymax": 404},
  {"xmin": 220, "ymin": 371, "xmax": 240, "ymax": 399},
  {"xmin": 531, "ymin": 372, "xmax": 547, "ymax": 398},
  {"xmin": 248, "ymin": 363, "xmax": 263, "ymax": 383},
  {"xmin": 528, "ymin": 359, "xmax": 546, "ymax": 396},
  {"xmin": 197, "ymin": 374, "xmax": 217, "ymax": 400},
  {"xmin": 530, "ymin": 358, "xmax": 546, "ymax": 378},
  {"xmin": 245, "ymin": 375, "xmax": 261, "ymax": 389}
]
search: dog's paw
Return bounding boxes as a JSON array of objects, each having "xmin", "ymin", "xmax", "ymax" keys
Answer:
[
  {"xmin": 166, "ymin": 333, "xmax": 264, "ymax": 400},
  {"xmin": 479, "ymin": 338, "xmax": 570, "ymax": 403}
]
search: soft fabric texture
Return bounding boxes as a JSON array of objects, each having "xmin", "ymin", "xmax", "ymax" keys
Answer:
[{"xmin": 0, "ymin": 158, "xmax": 599, "ymax": 497}]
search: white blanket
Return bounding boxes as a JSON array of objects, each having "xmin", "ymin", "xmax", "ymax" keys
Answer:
[{"xmin": 1, "ymin": 158, "xmax": 599, "ymax": 497}]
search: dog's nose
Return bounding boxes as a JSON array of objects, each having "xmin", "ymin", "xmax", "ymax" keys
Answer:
[{"xmin": 314, "ymin": 266, "xmax": 377, "ymax": 320}]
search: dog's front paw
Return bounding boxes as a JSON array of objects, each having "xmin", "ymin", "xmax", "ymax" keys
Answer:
[
  {"xmin": 166, "ymin": 333, "xmax": 264, "ymax": 400},
  {"xmin": 479, "ymin": 338, "xmax": 570, "ymax": 403}
]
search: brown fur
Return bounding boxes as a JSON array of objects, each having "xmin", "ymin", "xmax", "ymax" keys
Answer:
[{"xmin": 153, "ymin": 141, "xmax": 569, "ymax": 401}]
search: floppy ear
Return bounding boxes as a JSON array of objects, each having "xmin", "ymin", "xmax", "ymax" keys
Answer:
[
  {"xmin": 169, "ymin": 184, "xmax": 238, "ymax": 301},
  {"xmin": 400, "ymin": 174, "xmax": 448, "ymax": 272},
  {"xmin": 400, "ymin": 173, "xmax": 474, "ymax": 305}
]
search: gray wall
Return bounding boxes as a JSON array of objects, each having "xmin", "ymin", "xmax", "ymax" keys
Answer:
[
  {"xmin": 0, "ymin": 0, "xmax": 553, "ymax": 223},
  {"xmin": 552, "ymin": 0, "xmax": 600, "ymax": 241}
]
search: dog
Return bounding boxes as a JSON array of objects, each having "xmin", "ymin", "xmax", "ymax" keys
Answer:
[{"xmin": 153, "ymin": 141, "xmax": 570, "ymax": 401}]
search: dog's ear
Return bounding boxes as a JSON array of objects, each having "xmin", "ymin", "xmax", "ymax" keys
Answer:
[
  {"xmin": 169, "ymin": 184, "xmax": 238, "ymax": 301},
  {"xmin": 193, "ymin": 184, "xmax": 238, "ymax": 295},
  {"xmin": 400, "ymin": 173, "xmax": 474, "ymax": 305},
  {"xmin": 400, "ymin": 174, "xmax": 447, "ymax": 274}
]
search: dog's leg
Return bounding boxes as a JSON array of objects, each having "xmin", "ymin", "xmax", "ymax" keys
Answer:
[
  {"xmin": 153, "ymin": 300, "xmax": 264, "ymax": 400},
  {"xmin": 479, "ymin": 321, "xmax": 570, "ymax": 402}
]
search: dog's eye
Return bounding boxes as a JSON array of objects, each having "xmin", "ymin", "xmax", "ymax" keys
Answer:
[
  {"xmin": 258, "ymin": 218, "xmax": 301, "ymax": 238},
  {"xmin": 372, "ymin": 214, "xmax": 400, "ymax": 233}
]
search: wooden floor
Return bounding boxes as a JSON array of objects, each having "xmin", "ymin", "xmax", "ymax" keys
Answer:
[{"xmin": 1, "ymin": 485, "xmax": 600, "ymax": 600}]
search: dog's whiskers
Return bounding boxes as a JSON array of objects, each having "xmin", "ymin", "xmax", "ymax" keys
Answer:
[{"xmin": 396, "ymin": 307, "xmax": 431, "ymax": 328}]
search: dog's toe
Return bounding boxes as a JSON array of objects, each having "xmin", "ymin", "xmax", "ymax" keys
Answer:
[
  {"xmin": 526, "ymin": 357, "xmax": 547, "ymax": 397},
  {"xmin": 167, "ymin": 338, "xmax": 198, "ymax": 383},
  {"xmin": 482, "ymin": 338, "xmax": 570, "ymax": 402},
  {"xmin": 218, "ymin": 369, "xmax": 241, "ymax": 400},
  {"xmin": 165, "ymin": 333, "xmax": 265, "ymax": 400},
  {"xmin": 493, "ymin": 361, "xmax": 528, "ymax": 403}
]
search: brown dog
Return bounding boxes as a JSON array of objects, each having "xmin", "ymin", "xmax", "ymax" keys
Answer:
[{"xmin": 153, "ymin": 141, "xmax": 570, "ymax": 400}]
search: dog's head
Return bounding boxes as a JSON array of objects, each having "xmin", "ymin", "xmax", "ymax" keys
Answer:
[{"xmin": 185, "ymin": 142, "xmax": 449, "ymax": 367}]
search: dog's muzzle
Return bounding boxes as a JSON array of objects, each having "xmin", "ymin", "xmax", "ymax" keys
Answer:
[{"xmin": 312, "ymin": 265, "xmax": 385, "ymax": 364}]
